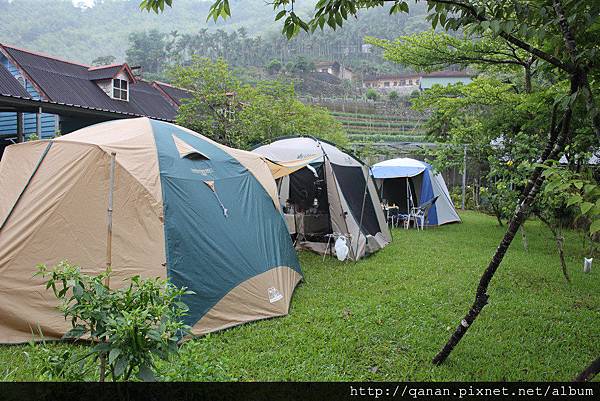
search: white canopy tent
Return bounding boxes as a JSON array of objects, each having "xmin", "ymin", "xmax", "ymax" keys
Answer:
[{"xmin": 371, "ymin": 158, "xmax": 461, "ymax": 226}]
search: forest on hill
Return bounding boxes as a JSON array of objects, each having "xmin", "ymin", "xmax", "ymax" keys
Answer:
[{"xmin": 0, "ymin": 0, "xmax": 430, "ymax": 75}]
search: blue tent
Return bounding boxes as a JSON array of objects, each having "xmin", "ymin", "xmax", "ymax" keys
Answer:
[{"xmin": 371, "ymin": 158, "xmax": 460, "ymax": 226}]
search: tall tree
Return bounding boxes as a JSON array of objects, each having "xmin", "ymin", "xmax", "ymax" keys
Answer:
[{"xmin": 143, "ymin": 0, "xmax": 600, "ymax": 367}]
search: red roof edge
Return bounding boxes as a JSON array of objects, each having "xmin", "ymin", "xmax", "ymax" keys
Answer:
[
  {"xmin": 0, "ymin": 43, "xmax": 91, "ymax": 68},
  {"xmin": 151, "ymin": 81, "xmax": 180, "ymax": 107},
  {"xmin": 0, "ymin": 43, "xmax": 50, "ymax": 101}
]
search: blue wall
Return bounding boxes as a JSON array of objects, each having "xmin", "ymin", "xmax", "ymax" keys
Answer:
[{"xmin": 0, "ymin": 54, "xmax": 58, "ymax": 140}]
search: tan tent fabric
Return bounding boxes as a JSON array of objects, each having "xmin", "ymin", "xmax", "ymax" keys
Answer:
[
  {"xmin": 190, "ymin": 266, "xmax": 302, "ymax": 335},
  {"xmin": 172, "ymin": 134, "xmax": 210, "ymax": 159},
  {"xmin": 0, "ymin": 140, "xmax": 51, "ymax": 225},
  {"xmin": 0, "ymin": 141, "xmax": 165, "ymax": 343},
  {"xmin": 323, "ymin": 158, "xmax": 356, "ymax": 259},
  {"xmin": 254, "ymin": 137, "xmax": 390, "ymax": 260},
  {"xmin": 264, "ymin": 155, "xmax": 321, "ymax": 180},
  {"xmin": 55, "ymin": 118, "xmax": 163, "ymax": 216}
]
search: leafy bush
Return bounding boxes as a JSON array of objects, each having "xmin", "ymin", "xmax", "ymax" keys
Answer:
[
  {"xmin": 365, "ymin": 88, "xmax": 379, "ymax": 101},
  {"xmin": 35, "ymin": 261, "xmax": 193, "ymax": 381}
]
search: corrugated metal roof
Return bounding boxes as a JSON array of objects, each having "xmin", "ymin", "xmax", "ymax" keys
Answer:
[
  {"xmin": 153, "ymin": 82, "xmax": 190, "ymax": 106},
  {"xmin": 87, "ymin": 65, "xmax": 122, "ymax": 81},
  {"xmin": 0, "ymin": 63, "xmax": 30, "ymax": 98},
  {"xmin": 130, "ymin": 80, "xmax": 178, "ymax": 121},
  {"xmin": 1, "ymin": 45, "xmax": 178, "ymax": 121}
]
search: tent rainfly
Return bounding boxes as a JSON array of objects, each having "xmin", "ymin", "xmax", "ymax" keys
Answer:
[
  {"xmin": 253, "ymin": 137, "xmax": 391, "ymax": 261},
  {"xmin": 0, "ymin": 117, "xmax": 302, "ymax": 344},
  {"xmin": 371, "ymin": 157, "xmax": 461, "ymax": 226}
]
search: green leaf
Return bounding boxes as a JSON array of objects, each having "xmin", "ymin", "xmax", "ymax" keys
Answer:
[
  {"xmin": 108, "ymin": 348, "xmax": 121, "ymax": 365},
  {"xmin": 93, "ymin": 342, "xmax": 111, "ymax": 352},
  {"xmin": 114, "ymin": 356, "xmax": 127, "ymax": 378},
  {"xmin": 490, "ymin": 20, "xmax": 501, "ymax": 34},
  {"xmin": 566, "ymin": 195, "xmax": 582, "ymax": 207},
  {"xmin": 62, "ymin": 325, "xmax": 86, "ymax": 339},
  {"xmin": 580, "ymin": 202, "xmax": 594, "ymax": 215},
  {"xmin": 590, "ymin": 219, "xmax": 600, "ymax": 234},
  {"xmin": 275, "ymin": 10, "xmax": 286, "ymax": 21},
  {"xmin": 137, "ymin": 364, "xmax": 156, "ymax": 382}
]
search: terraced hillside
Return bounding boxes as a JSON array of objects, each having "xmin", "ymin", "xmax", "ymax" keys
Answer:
[{"xmin": 331, "ymin": 111, "xmax": 429, "ymax": 144}]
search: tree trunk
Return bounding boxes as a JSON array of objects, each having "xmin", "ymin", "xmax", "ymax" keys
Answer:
[
  {"xmin": 524, "ymin": 63, "xmax": 532, "ymax": 94},
  {"xmin": 574, "ymin": 355, "xmax": 600, "ymax": 382},
  {"xmin": 431, "ymin": 0, "xmax": 588, "ymax": 363},
  {"xmin": 555, "ymin": 232, "xmax": 570, "ymax": 283},
  {"xmin": 537, "ymin": 213, "xmax": 571, "ymax": 283},
  {"xmin": 432, "ymin": 75, "xmax": 576, "ymax": 365}
]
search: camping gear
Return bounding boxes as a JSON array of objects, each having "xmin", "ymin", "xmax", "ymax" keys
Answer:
[
  {"xmin": 371, "ymin": 158, "xmax": 461, "ymax": 227},
  {"xmin": 0, "ymin": 117, "xmax": 302, "ymax": 344},
  {"xmin": 253, "ymin": 136, "xmax": 391, "ymax": 261}
]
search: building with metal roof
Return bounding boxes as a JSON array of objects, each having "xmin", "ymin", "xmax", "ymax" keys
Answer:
[{"xmin": 0, "ymin": 43, "xmax": 190, "ymax": 155}]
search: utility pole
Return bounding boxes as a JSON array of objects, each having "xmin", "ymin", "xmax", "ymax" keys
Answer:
[{"xmin": 462, "ymin": 144, "xmax": 467, "ymax": 210}]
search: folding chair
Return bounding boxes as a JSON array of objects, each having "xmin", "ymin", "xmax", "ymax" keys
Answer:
[{"xmin": 409, "ymin": 196, "xmax": 439, "ymax": 230}]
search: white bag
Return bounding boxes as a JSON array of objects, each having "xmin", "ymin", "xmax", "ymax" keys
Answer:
[
  {"xmin": 335, "ymin": 236, "xmax": 349, "ymax": 261},
  {"xmin": 584, "ymin": 257, "xmax": 593, "ymax": 273}
]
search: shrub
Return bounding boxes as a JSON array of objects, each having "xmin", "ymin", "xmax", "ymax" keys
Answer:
[
  {"xmin": 365, "ymin": 88, "xmax": 379, "ymax": 101},
  {"xmin": 35, "ymin": 261, "xmax": 193, "ymax": 381}
]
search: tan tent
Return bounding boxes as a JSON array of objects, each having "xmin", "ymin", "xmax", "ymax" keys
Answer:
[
  {"xmin": 253, "ymin": 136, "xmax": 391, "ymax": 261},
  {"xmin": 0, "ymin": 117, "xmax": 302, "ymax": 343}
]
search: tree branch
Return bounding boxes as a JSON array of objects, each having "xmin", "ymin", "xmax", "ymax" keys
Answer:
[
  {"xmin": 575, "ymin": 355, "xmax": 600, "ymax": 382},
  {"xmin": 427, "ymin": 0, "xmax": 574, "ymax": 73}
]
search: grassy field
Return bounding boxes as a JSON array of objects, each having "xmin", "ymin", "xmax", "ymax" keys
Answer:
[{"xmin": 1, "ymin": 211, "xmax": 598, "ymax": 381}]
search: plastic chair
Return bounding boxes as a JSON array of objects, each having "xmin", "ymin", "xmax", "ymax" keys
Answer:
[{"xmin": 409, "ymin": 196, "xmax": 439, "ymax": 230}]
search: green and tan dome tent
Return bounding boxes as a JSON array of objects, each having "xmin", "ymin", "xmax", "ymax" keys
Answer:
[{"xmin": 0, "ymin": 117, "xmax": 302, "ymax": 343}]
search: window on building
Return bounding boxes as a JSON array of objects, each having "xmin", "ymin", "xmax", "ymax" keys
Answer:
[
  {"xmin": 112, "ymin": 79, "xmax": 129, "ymax": 101},
  {"xmin": 384, "ymin": 81, "xmax": 390, "ymax": 87}
]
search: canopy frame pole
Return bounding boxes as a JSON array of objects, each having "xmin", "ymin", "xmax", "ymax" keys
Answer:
[
  {"xmin": 354, "ymin": 165, "xmax": 371, "ymax": 262},
  {"xmin": 406, "ymin": 178, "xmax": 411, "ymax": 227}
]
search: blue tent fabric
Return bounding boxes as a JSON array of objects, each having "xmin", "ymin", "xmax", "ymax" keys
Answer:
[
  {"xmin": 419, "ymin": 170, "xmax": 438, "ymax": 226},
  {"xmin": 150, "ymin": 120, "xmax": 301, "ymax": 327}
]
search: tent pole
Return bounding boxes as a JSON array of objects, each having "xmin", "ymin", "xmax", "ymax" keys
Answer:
[
  {"xmin": 105, "ymin": 152, "xmax": 116, "ymax": 287},
  {"xmin": 100, "ymin": 151, "xmax": 116, "ymax": 383},
  {"xmin": 354, "ymin": 165, "xmax": 370, "ymax": 262}
]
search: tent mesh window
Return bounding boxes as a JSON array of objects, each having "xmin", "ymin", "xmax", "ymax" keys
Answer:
[{"xmin": 331, "ymin": 164, "xmax": 380, "ymax": 236}]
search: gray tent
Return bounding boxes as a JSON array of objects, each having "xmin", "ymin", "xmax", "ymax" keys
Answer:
[{"xmin": 253, "ymin": 137, "xmax": 391, "ymax": 260}]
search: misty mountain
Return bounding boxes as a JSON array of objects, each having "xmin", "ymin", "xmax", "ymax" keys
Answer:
[{"xmin": 0, "ymin": 0, "xmax": 429, "ymax": 66}]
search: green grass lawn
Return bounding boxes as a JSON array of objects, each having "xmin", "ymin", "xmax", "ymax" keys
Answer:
[{"xmin": 1, "ymin": 211, "xmax": 598, "ymax": 381}]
